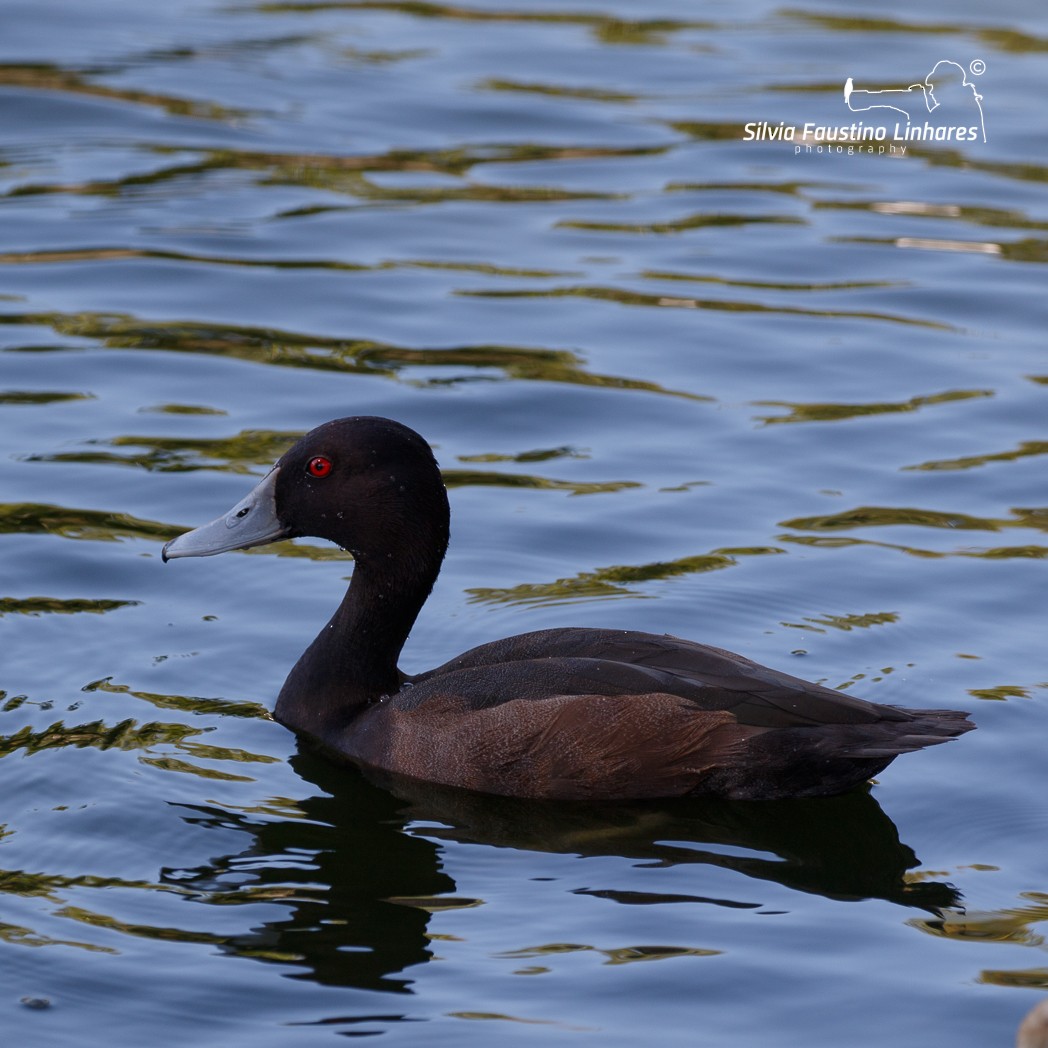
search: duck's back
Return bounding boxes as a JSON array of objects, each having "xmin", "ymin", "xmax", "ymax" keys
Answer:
[
  {"xmin": 416, "ymin": 627, "xmax": 908, "ymax": 726},
  {"xmin": 337, "ymin": 628, "xmax": 973, "ymax": 801}
]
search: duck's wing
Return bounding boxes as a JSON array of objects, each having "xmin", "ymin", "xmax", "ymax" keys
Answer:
[
  {"xmin": 383, "ymin": 628, "xmax": 972, "ymax": 800},
  {"xmin": 414, "ymin": 627, "xmax": 925, "ymax": 730},
  {"xmin": 350, "ymin": 685, "xmax": 749, "ymax": 800},
  {"xmin": 363, "ymin": 650, "xmax": 970, "ymax": 800},
  {"xmin": 351, "ymin": 664, "xmax": 959, "ymax": 800}
]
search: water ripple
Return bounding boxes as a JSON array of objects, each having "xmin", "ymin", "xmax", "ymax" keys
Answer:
[{"xmin": 0, "ymin": 310, "xmax": 704, "ymax": 397}]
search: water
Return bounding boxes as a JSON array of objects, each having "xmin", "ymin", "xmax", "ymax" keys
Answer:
[{"xmin": 1, "ymin": 1, "xmax": 1046, "ymax": 1044}]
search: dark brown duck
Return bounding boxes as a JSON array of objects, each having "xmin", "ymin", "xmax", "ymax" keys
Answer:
[{"xmin": 163, "ymin": 416, "xmax": 974, "ymax": 801}]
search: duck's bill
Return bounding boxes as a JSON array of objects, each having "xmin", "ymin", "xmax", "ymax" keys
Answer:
[{"xmin": 162, "ymin": 467, "xmax": 289, "ymax": 561}]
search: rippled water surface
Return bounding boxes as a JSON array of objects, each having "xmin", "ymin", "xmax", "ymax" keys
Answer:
[{"xmin": 2, "ymin": 1, "xmax": 1046, "ymax": 1044}]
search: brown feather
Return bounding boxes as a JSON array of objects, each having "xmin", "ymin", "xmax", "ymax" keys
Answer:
[{"xmin": 349, "ymin": 690, "xmax": 752, "ymax": 800}]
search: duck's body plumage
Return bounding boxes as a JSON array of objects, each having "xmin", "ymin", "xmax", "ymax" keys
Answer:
[
  {"xmin": 163, "ymin": 416, "xmax": 973, "ymax": 801},
  {"xmin": 289, "ymin": 627, "xmax": 970, "ymax": 800}
]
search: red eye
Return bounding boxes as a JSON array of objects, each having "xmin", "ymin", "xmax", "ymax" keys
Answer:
[{"xmin": 307, "ymin": 456, "xmax": 332, "ymax": 478}]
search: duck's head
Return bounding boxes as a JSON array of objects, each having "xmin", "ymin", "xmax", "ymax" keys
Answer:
[{"xmin": 162, "ymin": 416, "xmax": 449, "ymax": 567}]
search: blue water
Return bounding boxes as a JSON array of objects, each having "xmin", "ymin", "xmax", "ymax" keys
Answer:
[{"xmin": 1, "ymin": 1, "xmax": 1046, "ymax": 1045}]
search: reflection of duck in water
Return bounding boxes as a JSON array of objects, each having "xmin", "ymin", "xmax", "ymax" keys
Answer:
[
  {"xmin": 164, "ymin": 417, "xmax": 973, "ymax": 802},
  {"xmin": 844, "ymin": 60, "xmax": 985, "ymax": 142},
  {"xmin": 364, "ymin": 763, "xmax": 964, "ymax": 912},
  {"xmin": 167, "ymin": 757, "xmax": 455, "ymax": 993},
  {"xmin": 161, "ymin": 751, "xmax": 961, "ymax": 999}
]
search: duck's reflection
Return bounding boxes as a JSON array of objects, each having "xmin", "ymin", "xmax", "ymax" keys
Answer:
[{"xmin": 163, "ymin": 751, "xmax": 961, "ymax": 991}]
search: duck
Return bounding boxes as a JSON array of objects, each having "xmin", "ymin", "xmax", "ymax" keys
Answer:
[{"xmin": 163, "ymin": 416, "xmax": 974, "ymax": 801}]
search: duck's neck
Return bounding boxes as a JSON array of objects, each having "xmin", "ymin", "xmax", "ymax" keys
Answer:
[{"xmin": 273, "ymin": 549, "xmax": 441, "ymax": 738}]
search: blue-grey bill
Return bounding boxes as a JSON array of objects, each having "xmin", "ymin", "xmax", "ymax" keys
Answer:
[{"xmin": 162, "ymin": 467, "xmax": 288, "ymax": 561}]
